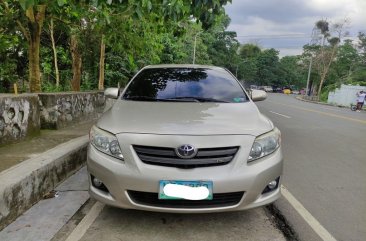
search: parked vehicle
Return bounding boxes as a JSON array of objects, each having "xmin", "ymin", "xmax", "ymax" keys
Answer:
[
  {"xmin": 87, "ymin": 64, "xmax": 283, "ymax": 213},
  {"xmin": 275, "ymin": 87, "xmax": 282, "ymax": 93},
  {"xmin": 282, "ymin": 87, "xmax": 292, "ymax": 94},
  {"xmin": 259, "ymin": 86, "xmax": 273, "ymax": 92},
  {"xmin": 263, "ymin": 86, "xmax": 273, "ymax": 92}
]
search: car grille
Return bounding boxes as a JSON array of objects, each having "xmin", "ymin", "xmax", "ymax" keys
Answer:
[
  {"xmin": 133, "ymin": 145, "xmax": 239, "ymax": 168},
  {"xmin": 127, "ymin": 191, "xmax": 244, "ymax": 208}
]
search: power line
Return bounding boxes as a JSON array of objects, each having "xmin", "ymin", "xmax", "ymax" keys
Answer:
[
  {"xmin": 235, "ymin": 34, "xmax": 311, "ymax": 39},
  {"xmin": 236, "ymin": 33, "xmax": 356, "ymax": 40}
]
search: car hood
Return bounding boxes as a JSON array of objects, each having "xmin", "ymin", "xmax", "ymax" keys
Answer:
[{"xmin": 97, "ymin": 100, "xmax": 273, "ymax": 136}]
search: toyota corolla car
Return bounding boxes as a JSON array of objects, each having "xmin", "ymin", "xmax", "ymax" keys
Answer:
[{"xmin": 87, "ymin": 64, "xmax": 283, "ymax": 213}]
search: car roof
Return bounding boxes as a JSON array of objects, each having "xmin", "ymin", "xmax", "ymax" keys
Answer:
[{"xmin": 143, "ymin": 64, "xmax": 226, "ymax": 71}]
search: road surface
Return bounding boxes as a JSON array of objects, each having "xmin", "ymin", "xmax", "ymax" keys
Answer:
[{"xmin": 256, "ymin": 93, "xmax": 366, "ymax": 241}]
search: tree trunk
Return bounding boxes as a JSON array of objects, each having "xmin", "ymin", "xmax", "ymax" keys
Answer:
[
  {"xmin": 27, "ymin": 5, "xmax": 46, "ymax": 92},
  {"xmin": 70, "ymin": 34, "xmax": 82, "ymax": 91},
  {"xmin": 49, "ymin": 18, "xmax": 60, "ymax": 88},
  {"xmin": 318, "ymin": 46, "xmax": 338, "ymax": 97},
  {"xmin": 98, "ymin": 35, "xmax": 106, "ymax": 90}
]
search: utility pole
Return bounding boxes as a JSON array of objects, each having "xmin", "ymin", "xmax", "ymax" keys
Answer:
[
  {"xmin": 193, "ymin": 31, "xmax": 202, "ymax": 64},
  {"xmin": 306, "ymin": 57, "xmax": 312, "ymax": 96}
]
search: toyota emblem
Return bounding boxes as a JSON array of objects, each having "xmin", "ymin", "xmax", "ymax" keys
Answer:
[{"xmin": 175, "ymin": 144, "xmax": 197, "ymax": 159}]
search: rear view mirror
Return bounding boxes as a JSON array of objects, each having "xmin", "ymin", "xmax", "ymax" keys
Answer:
[
  {"xmin": 104, "ymin": 88, "xmax": 119, "ymax": 99},
  {"xmin": 251, "ymin": 89, "xmax": 267, "ymax": 102}
]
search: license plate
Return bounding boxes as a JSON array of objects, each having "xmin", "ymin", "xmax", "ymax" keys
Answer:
[{"xmin": 159, "ymin": 180, "xmax": 213, "ymax": 200}]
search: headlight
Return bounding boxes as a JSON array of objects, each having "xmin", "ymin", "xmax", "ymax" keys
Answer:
[
  {"xmin": 248, "ymin": 128, "xmax": 281, "ymax": 162},
  {"xmin": 90, "ymin": 125, "xmax": 124, "ymax": 160}
]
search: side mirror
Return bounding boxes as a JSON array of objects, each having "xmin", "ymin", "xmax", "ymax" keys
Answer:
[
  {"xmin": 251, "ymin": 89, "xmax": 267, "ymax": 102},
  {"xmin": 104, "ymin": 88, "xmax": 119, "ymax": 99}
]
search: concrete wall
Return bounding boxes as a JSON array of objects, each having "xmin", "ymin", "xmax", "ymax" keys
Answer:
[
  {"xmin": 0, "ymin": 94, "xmax": 40, "ymax": 145},
  {"xmin": 38, "ymin": 92, "xmax": 105, "ymax": 129},
  {"xmin": 0, "ymin": 91, "xmax": 106, "ymax": 146},
  {"xmin": 328, "ymin": 85, "xmax": 366, "ymax": 106},
  {"xmin": 302, "ymin": 95, "xmax": 320, "ymax": 102}
]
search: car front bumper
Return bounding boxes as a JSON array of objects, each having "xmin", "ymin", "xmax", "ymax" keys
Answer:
[{"xmin": 87, "ymin": 133, "xmax": 283, "ymax": 213}]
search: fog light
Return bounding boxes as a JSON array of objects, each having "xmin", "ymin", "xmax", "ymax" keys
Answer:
[
  {"xmin": 268, "ymin": 180, "xmax": 277, "ymax": 190},
  {"xmin": 261, "ymin": 177, "xmax": 280, "ymax": 194},
  {"xmin": 93, "ymin": 177, "xmax": 103, "ymax": 187},
  {"xmin": 91, "ymin": 175, "xmax": 109, "ymax": 192}
]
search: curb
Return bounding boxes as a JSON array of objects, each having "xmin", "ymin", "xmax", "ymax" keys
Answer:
[
  {"xmin": 295, "ymin": 96, "xmax": 334, "ymax": 106},
  {"xmin": 296, "ymin": 96, "xmax": 366, "ymax": 111},
  {"xmin": 0, "ymin": 135, "xmax": 89, "ymax": 230}
]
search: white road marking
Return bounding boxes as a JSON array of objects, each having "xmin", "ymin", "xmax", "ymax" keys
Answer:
[
  {"xmin": 269, "ymin": 111, "xmax": 291, "ymax": 119},
  {"xmin": 65, "ymin": 201, "xmax": 105, "ymax": 241},
  {"xmin": 281, "ymin": 185, "xmax": 337, "ymax": 241}
]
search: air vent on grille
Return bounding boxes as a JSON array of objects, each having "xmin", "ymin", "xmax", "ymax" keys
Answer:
[
  {"xmin": 128, "ymin": 191, "xmax": 244, "ymax": 208},
  {"xmin": 133, "ymin": 145, "xmax": 239, "ymax": 168}
]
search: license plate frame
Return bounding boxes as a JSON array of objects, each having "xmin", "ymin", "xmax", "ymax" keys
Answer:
[{"xmin": 159, "ymin": 180, "xmax": 213, "ymax": 200}]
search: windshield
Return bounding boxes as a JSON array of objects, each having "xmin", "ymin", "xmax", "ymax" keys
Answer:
[{"xmin": 123, "ymin": 68, "xmax": 248, "ymax": 103}]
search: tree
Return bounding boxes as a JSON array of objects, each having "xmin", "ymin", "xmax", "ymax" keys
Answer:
[
  {"xmin": 357, "ymin": 32, "xmax": 366, "ymax": 64},
  {"xmin": 0, "ymin": 0, "xmax": 232, "ymax": 92},
  {"xmin": 279, "ymin": 56, "xmax": 306, "ymax": 88},
  {"xmin": 239, "ymin": 44, "xmax": 261, "ymax": 59},
  {"xmin": 334, "ymin": 40, "xmax": 359, "ymax": 81},
  {"xmin": 204, "ymin": 14, "xmax": 240, "ymax": 73},
  {"xmin": 237, "ymin": 44, "xmax": 261, "ymax": 82},
  {"xmin": 48, "ymin": 18, "xmax": 60, "ymax": 88},
  {"xmin": 0, "ymin": 12, "xmax": 26, "ymax": 92},
  {"xmin": 0, "ymin": 1, "xmax": 48, "ymax": 92},
  {"xmin": 313, "ymin": 19, "xmax": 349, "ymax": 97},
  {"xmin": 256, "ymin": 49, "xmax": 280, "ymax": 86},
  {"xmin": 93, "ymin": 0, "xmax": 231, "ymax": 90}
]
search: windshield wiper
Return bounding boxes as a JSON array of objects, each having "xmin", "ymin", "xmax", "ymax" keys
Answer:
[
  {"xmin": 124, "ymin": 96, "xmax": 158, "ymax": 101},
  {"xmin": 162, "ymin": 97, "xmax": 230, "ymax": 103},
  {"xmin": 124, "ymin": 96, "xmax": 230, "ymax": 103}
]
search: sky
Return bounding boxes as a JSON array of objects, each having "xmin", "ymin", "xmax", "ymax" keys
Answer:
[{"xmin": 224, "ymin": 0, "xmax": 366, "ymax": 57}]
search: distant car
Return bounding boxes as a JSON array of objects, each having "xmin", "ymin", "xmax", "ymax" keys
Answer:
[
  {"xmin": 264, "ymin": 86, "xmax": 273, "ymax": 92},
  {"xmin": 259, "ymin": 86, "xmax": 273, "ymax": 92},
  {"xmin": 292, "ymin": 90, "xmax": 300, "ymax": 95},
  {"xmin": 87, "ymin": 64, "xmax": 283, "ymax": 213},
  {"xmin": 282, "ymin": 87, "xmax": 292, "ymax": 94},
  {"xmin": 275, "ymin": 87, "xmax": 282, "ymax": 93}
]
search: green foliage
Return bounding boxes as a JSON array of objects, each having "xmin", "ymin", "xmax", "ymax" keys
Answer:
[
  {"xmin": 349, "ymin": 66, "xmax": 366, "ymax": 84},
  {"xmin": 0, "ymin": 59, "xmax": 18, "ymax": 92},
  {"xmin": 357, "ymin": 32, "xmax": 366, "ymax": 64},
  {"xmin": 255, "ymin": 49, "xmax": 280, "ymax": 85},
  {"xmin": 1, "ymin": 0, "xmax": 231, "ymax": 92},
  {"xmin": 204, "ymin": 15, "xmax": 240, "ymax": 72},
  {"xmin": 105, "ymin": 55, "xmax": 132, "ymax": 87},
  {"xmin": 239, "ymin": 44, "xmax": 261, "ymax": 59},
  {"xmin": 1, "ymin": 0, "xmax": 365, "ymax": 96},
  {"xmin": 279, "ymin": 56, "xmax": 307, "ymax": 88},
  {"xmin": 80, "ymin": 77, "xmax": 96, "ymax": 91},
  {"xmin": 319, "ymin": 84, "xmax": 334, "ymax": 102},
  {"xmin": 333, "ymin": 40, "xmax": 359, "ymax": 80},
  {"xmin": 41, "ymin": 81, "xmax": 63, "ymax": 92}
]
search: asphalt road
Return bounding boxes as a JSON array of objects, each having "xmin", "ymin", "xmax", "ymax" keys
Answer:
[
  {"xmin": 75, "ymin": 206, "xmax": 285, "ymax": 241},
  {"xmin": 256, "ymin": 93, "xmax": 366, "ymax": 241}
]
